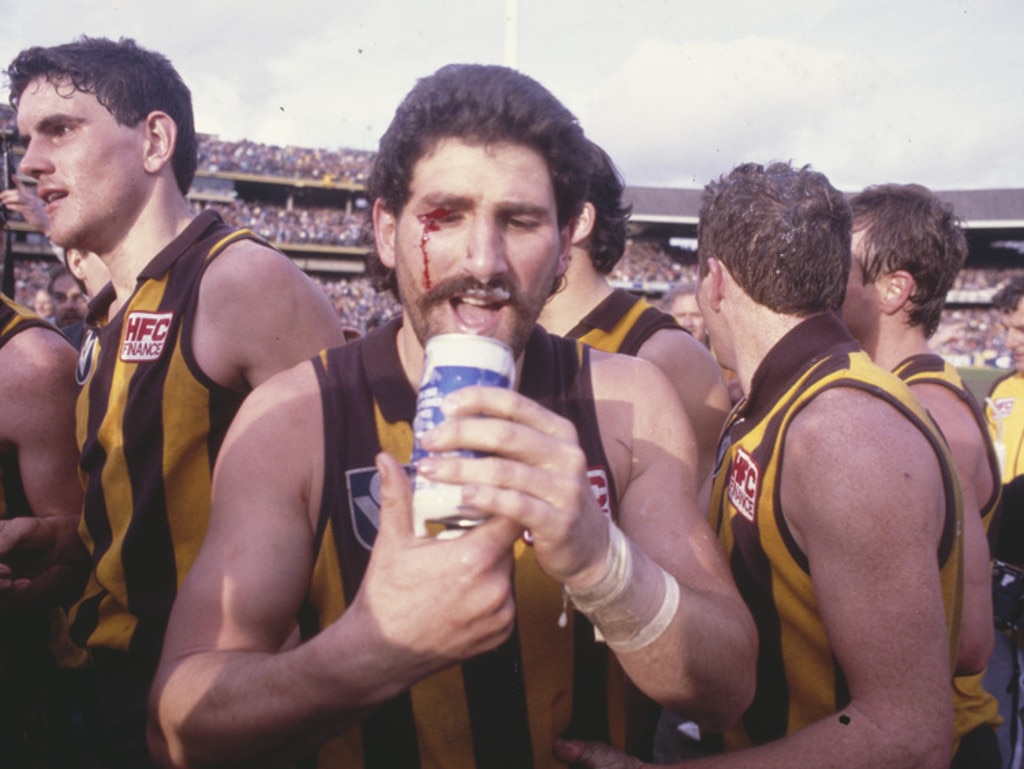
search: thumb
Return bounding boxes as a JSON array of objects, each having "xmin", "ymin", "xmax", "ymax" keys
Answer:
[{"xmin": 374, "ymin": 452, "xmax": 415, "ymax": 541}]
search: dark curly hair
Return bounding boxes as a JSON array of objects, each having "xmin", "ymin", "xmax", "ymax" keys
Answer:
[
  {"xmin": 365, "ymin": 63, "xmax": 590, "ymax": 295},
  {"xmin": 698, "ymin": 161, "xmax": 852, "ymax": 316},
  {"xmin": 850, "ymin": 184, "xmax": 967, "ymax": 338},
  {"xmin": 7, "ymin": 36, "xmax": 197, "ymax": 195},
  {"xmin": 581, "ymin": 141, "xmax": 631, "ymax": 274}
]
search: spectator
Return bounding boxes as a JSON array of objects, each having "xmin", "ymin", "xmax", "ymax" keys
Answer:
[{"xmin": 31, "ymin": 287, "xmax": 54, "ymax": 324}]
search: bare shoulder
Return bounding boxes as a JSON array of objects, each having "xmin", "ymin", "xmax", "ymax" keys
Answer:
[
  {"xmin": 202, "ymin": 237, "xmax": 322, "ymax": 298},
  {"xmin": 194, "ymin": 237, "xmax": 344, "ymax": 390},
  {"xmin": 0, "ymin": 328, "xmax": 76, "ymax": 407},
  {"xmin": 910, "ymin": 381, "xmax": 984, "ymax": 451},
  {"xmin": 783, "ymin": 385, "xmax": 947, "ymax": 544},
  {"xmin": 588, "ymin": 345, "xmax": 676, "ymax": 405},
  {"xmin": 639, "ymin": 326, "xmax": 719, "ymax": 373},
  {"xmin": 789, "ymin": 385, "xmax": 933, "ymax": 467},
  {"xmin": 0, "ymin": 327, "xmax": 76, "ymax": 453}
]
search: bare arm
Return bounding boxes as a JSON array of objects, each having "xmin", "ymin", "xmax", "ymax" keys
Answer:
[
  {"xmin": 911, "ymin": 382, "xmax": 994, "ymax": 675},
  {"xmin": 0, "ymin": 327, "xmax": 87, "ymax": 608},
  {"xmin": 417, "ymin": 354, "xmax": 757, "ymax": 730},
  {"xmin": 559, "ymin": 388, "xmax": 955, "ymax": 769},
  {"xmin": 149, "ymin": 365, "xmax": 524, "ymax": 768},
  {"xmin": 192, "ymin": 239, "xmax": 346, "ymax": 391},
  {"xmin": 636, "ymin": 328, "xmax": 731, "ymax": 487}
]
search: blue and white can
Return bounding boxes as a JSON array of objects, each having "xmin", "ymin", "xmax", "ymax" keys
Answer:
[{"xmin": 411, "ymin": 333, "xmax": 516, "ymax": 536}]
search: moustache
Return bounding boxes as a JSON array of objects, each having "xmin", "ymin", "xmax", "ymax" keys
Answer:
[{"xmin": 417, "ymin": 276, "xmax": 521, "ymax": 313}]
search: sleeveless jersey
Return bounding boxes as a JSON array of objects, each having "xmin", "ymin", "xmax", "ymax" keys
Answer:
[
  {"xmin": 708, "ymin": 313, "xmax": 964, "ymax": 749},
  {"xmin": 893, "ymin": 354, "xmax": 1002, "ymax": 747},
  {"xmin": 564, "ymin": 288, "xmax": 682, "ymax": 356},
  {"xmin": 987, "ymin": 371, "xmax": 1024, "ymax": 483},
  {"xmin": 302, "ymin": 319, "xmax": 625, "ymax": 769},
  {"xmin": 70, "ymin": 210, "xmax": 257, "ymax": 659}
]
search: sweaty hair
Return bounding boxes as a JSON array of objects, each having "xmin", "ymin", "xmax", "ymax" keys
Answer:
[
  {"xmin": 7, "ymin": 36, "xmax": 197, "ymax": 195},
  {"xmin": 698, "ymin": 161, "xmax": 852, "ymax": 315},
  {"xmin": 581, "ymin": 141, "xmax": 631, "ymax": 274},
  {"xmin": 993, "ymin": 276, "xmax": 1024, "ymax": 315},
  {"xmin": 366, "ymin": 63, "xmax": 590, "ymax": 294},
  {"xmin": 850, "ymin": 184, "xmax": 967, "ymax": 337}
]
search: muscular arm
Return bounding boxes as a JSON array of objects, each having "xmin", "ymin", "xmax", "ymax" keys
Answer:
[
  {"xmin": 910, "ymin": 382, "xmax": 994, "ymax": 675},
  {"xmin": 560, "ymin": 388, "xmax": 955, "ymax": 769},
  {"xmin": 592, "ymin": 353, "xmax": 754, "ymax": 728},
  {"xmin": 0, "ymin": 327, "xmax": 87, "ymax": 608},
  {"xmin": 636, "ymin": 329, "xmax": 731, "ymax": 487},
  {"xmin": 149, "ymin": 365, "xmax": 524, "ymax": 768},
  {"xmin": 192, "ymin": 239, "xmax": 346, "ymax": 391}
]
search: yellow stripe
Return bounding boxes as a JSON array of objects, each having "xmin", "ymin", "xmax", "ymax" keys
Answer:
[
  {"xmin": 576, "ymin": 300, "xmax": 649, "ymax": 354},
  {"xmin": 163, "ymin": 336, "xmax": 215, "ymax": 590}
]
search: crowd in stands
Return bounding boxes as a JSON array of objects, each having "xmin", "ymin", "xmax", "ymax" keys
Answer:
[
  {"xmin": 191, "ymin": 200, "xmax": 368, "ymax": 248},
  {"xmin": 196, "ymin": 135, "xmax": 375, "ymax": 185},
  {"xmin": 4, "ymin": 102, "xmax": 1022, "ymax": 363},
  {"xmin": 8, "ymin": 245, "xmax": 1022, "ymax": 365}
]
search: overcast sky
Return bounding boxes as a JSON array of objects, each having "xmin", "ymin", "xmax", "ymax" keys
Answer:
[{"xmin": 1, "ymin": 0, "xmax": 1021, "ymax": 193}]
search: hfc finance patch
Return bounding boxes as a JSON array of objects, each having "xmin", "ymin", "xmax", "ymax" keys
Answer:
[{"xmin": 727, "ymin": 447, "xmax": 760, "ymax": 523}]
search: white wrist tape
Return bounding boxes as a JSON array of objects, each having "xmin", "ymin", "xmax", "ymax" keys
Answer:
[{"xmin": 565, "ymin": 521, "xmax": 680, "ymax": 653}]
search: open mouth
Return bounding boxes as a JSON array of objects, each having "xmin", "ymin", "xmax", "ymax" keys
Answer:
[
  {"xmin": 40, "ymin": 189, "xmax": 68, "ymax": 208},
  {"xmin": 451, "ymin": 287, "xmax": 510, "ymax": 332}
]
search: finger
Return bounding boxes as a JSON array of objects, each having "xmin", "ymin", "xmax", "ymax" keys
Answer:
[
  {"xmin": 374, "ymin": 452, "xmax": 415, "ymax": 541},
  {"xmin": 553, "ymin": 737, "xmax": 585, "ymax": 762},
  {"xmin": 0, "ymin": 518, "xmax": 33, "ymax": 557}
]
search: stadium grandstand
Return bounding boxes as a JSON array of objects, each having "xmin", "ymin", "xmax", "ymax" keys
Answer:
[{"xmin": 2, "ymin": 103, "xmax": 1023, "ymax": 385}]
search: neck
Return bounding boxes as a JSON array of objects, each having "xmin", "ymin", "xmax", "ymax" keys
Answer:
[
  {"xmin": 537, "ymin": 252, "xmax": 613, "ymax": 336},
  {"xmin": 729, "ymin": 305, "xmax": 807, "ymax": 396},
  {"xmin": 99, "ymin": 186, "xmax": 194, "ymax": 309},
  {"xmin": 868, "ymin": 320, "xmax": 932, "ymax": 372}
]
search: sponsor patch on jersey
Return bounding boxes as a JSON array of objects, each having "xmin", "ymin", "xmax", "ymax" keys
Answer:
[
  {"xmin": 992, "ymin": 396, "xmax": 1016, "ymax": 420},
  {"xmin": 120, "ymin": 311, "xmax": 173, "ymax": 362},
  {"xmin": 588, "ymin": 467, "xmax": 613, "ymax": 519},
  {"xmin": 727, "ymin": 447, "xmax": 760, "ymax": 523}
]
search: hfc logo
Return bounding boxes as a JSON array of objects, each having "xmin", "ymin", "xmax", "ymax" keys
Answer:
[
  {"xmin": 121, "ymin": 311, "xmax": 174, "ymax": 363},
  {"xmin": 727, "ymin": 447, "xmax": 760, "ymax": 523}
]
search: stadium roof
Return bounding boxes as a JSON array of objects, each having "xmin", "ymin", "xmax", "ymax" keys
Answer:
[{"xmin": 625, "ymin": 186, "xmax": 1024, "ymax": 246}]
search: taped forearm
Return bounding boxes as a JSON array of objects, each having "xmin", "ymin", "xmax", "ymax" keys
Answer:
[{"xmin": 565, "ymin": 521, "xmax": 679, "ymax": 653}]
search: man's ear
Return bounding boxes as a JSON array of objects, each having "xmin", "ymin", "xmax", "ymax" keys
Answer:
[
  {"xmin": 141, "ymin": 111, "xmax": 177, "ymax": 176},
  {"xmin": 880, "ymin": 270, "xmax": 915, "ymax": 316},
  {"xmin": 702, "ymin": 258, "xmax": 727, "ymax": 312},
  {"xmin": 570, "ymin": 202, "xmax": 596, "ymax": 248},
  {"xmin": 373, "ymin": 199, "xmax": 398, "ymax": 269}
]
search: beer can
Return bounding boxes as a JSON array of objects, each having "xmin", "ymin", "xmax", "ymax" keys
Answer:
[{"xmin": 411, "ymin": 334, "xmax": 516, "ymax": 536}]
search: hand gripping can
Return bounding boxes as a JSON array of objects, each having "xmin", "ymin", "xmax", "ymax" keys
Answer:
[{"xmin": 411, "ymin": 333, "xmax": 516, "ymax": 536}]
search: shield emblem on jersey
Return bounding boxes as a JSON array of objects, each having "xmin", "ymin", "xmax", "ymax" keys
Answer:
[
  {"xmin": 345, "ymin": 464, "xmax": 417, "ymax": 550},
  {"xmin": 346, "ymin": 466, "xmax": 383, "ymax": 550}
]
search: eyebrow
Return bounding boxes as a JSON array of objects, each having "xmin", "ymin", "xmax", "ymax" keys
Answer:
[{"xmin": 20, "ymin": 113, "xmax": 86, "ymax": 147}]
